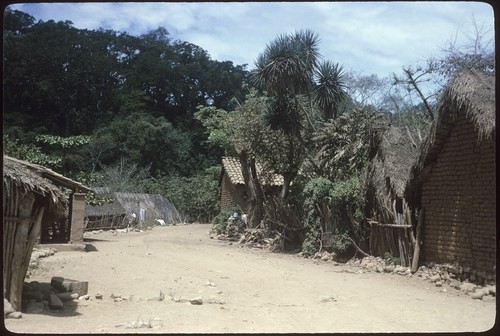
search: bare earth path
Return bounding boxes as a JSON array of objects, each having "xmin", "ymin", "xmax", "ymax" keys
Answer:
[{"xmin": 4, "ymin": 224, "xmax": 496, "ymax": 333}]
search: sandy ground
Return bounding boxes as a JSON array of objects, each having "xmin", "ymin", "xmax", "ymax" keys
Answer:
[{"xmin": 4, "ymin": 223, "xmax": 496, "ymax": 334}]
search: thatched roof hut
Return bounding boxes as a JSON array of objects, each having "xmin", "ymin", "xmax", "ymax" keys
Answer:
[
  {"xmin": 3, "ymin": 156, "xmax": 74, "ymax": 311},
  {"xmin": 405, "ymin": 70, "xmax": 495, "ymax": 282},
  {"xmin": 363, "ymin": 126, "xmax": 423, "ymax": 266}
]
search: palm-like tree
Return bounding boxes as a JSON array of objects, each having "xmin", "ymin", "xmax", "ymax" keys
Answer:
[
  {"xmin": 250, "ymin": 30, "xmax": 347, "ymax": 199},
  {"xmin": 252, "ymin": 30, "xmax": 346, "ymax": 131}
]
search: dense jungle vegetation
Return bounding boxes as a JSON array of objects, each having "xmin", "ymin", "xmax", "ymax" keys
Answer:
[{"xmin": 3, "ymin": 8, "xmax": 493, "ymax": 255}]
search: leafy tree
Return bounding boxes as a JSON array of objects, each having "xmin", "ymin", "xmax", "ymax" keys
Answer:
[{"xmin": 94, "ymin": 113, "xmax": 192, "ymax": 176}]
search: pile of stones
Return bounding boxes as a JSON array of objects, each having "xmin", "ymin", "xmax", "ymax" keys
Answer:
[
  {"xmin": 344, "ymin": 256, "xmax": 496, "ymax": 302},
  {"xmin": 215, "ymin": 217, "xmax": 246, "ymax": 241},
  {"xmin": 238, "ymin": 228, "xmax": 283, "ymax": 250},
  {"xmin": 27, "ymin": 247, "xmax": 57, "ymax": 276},
  {"xmin": 15, "ymin": 277, "xmax": 89, "ymax": 318}
]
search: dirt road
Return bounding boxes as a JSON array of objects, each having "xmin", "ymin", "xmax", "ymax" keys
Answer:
[{"xmin": 4, "ymin": 224, "xmax": 496, "ymax": 333}]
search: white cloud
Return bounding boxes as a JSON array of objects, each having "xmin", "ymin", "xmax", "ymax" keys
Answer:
[{"xmin": 9, "ymin": 2, "xmax": 494, "ymax": 76}]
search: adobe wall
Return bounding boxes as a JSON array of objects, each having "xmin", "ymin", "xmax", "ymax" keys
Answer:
[
  {"xmin": 220, "ymin": 174, "xmax": 247, "ymax": 211},
  {"xmin": 421, "ymin": 114, "xmax": 496, "ymax": 280},
  {"xmin": 70, "ymin": 193, "xmax": 87, "ymax": 244}
]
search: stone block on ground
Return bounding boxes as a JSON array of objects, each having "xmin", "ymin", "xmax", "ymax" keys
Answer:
[{"xmin": 51, "ymin": 276, "xmax": 88, "ymax": 296}]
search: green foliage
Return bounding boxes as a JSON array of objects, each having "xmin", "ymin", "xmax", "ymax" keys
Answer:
[
  {"xmin": 194, "ymin": 105, "xmax": 233, "ymax": 153},
  {"xmin": 147, "ymin": 165, "xmax": 221, "ymax": 223},
  {"xmin": 3, "ymin": 135, "xmax": 62, "ymax": 168},
  {"xmin": 330, "ymin": 231, "xmax": 352, "ymax": 255},
  {"xmin": 300, "ymin": 175, "xmax": 365, "ymax": 256},
  {"xmin": 313, "ymin": 108, "xmax": 375, "ymax": 180},
  {"xmin": 35, "ymin": 134, "xmax": 91, "ymax": 148},
  {"xmin": 211, "ymin": 206, "xmax": 244, "ymax": 234},
  {"xmin": 301, "ymin": 177, "xmax": 334, "ymax": 256},
  {"xmin": 384, "ymin": 252, "xmax": 401, "ymax": 266},
  {"xmin": 84, "ymin": 191, "xmax": 113, "ymax": 206}
]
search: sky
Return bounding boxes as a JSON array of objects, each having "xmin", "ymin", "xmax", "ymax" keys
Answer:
[{"xmin": 7, "ymin": 2, "xmax": 495, "ymax": 77}]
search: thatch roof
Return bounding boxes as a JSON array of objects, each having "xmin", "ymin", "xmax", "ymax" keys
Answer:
[
  {"xmin": 415, "ymin": 70, "xmax": 494, "ymax": 171},
  {"xmin": 222, "ymin": 156, "xmax": 284, "ymax": 186},
  {"xmin": 365, "ymin": 126, "xmax": 422, "ymax": 199},
  {"xmin": 405, "ymin": 70, "xmax": 495, "ymax": 204},
  {"xmin": 3, "ymin": 156, "xmax": 71, "ymax": 209},
  {"xmin": 85, "ymin": 191, "xmax": 183, "ymax": 223}
]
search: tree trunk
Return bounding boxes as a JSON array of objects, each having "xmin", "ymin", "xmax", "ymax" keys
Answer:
[
  {"xmin": 411, "ymin": 208, "xmax": 424, "ymax": 273},
  {"xmin": 238, "ymin": 153, "xmax": 264, "ymax": 228}
]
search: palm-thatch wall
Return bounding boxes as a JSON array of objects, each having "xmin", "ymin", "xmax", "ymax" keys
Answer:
[
  {"xmin": 405, "ymin": 70, "xmax": 495, "ymax": 281},
  {"xmin": 85, "ymin": 192, "xmax": 183, "ymax": 230},
  {"xmin": 364, "ymin": 126, "xmax": 423, "ymax": 266},
  {"xmin": 3, "ymin": 156, "xmax": 67, "ymax": 311}
]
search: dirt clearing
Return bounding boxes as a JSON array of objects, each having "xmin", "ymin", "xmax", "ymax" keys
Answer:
[{"xmin": 4, "ymin": 224, "xmax": 496, "ymax": 333}]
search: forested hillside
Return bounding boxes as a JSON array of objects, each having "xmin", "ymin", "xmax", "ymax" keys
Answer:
[{"xmin": 3, "ymin": 8, "xmax": 248, "ymax": 221}]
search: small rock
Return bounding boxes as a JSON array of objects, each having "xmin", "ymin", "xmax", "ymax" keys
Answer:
[
  {"xmin": 375, "ymin": 266, "xmax": 384, "ymax": 273},
  {"xmin": 114, "ymin": 298, "xmax": 123, "ymax": 302},
  {"xmin": 190, "ymin": 298, "xmax": 203, "ymax": 305},
  {"xmin": 78, "ymin": 295, "xmax": 91, "ymax": 300},
  {"xmin": 484, "ymin": 285, "xmax": 496, "ymax": 296},
  {"xmin": 459, "ymin": 282, "xmax": 477, "ymax": 293},
  {"xmin": 471, "ymin": 290, "xmax": 486, "ymax": 300},
  {"xmin": 435, "ymin": 281, "xmax": 443, "ymax": 287},
  {"xmin": 449, "ymin": 279, "xmax": 461, "ymax": 290},
  {"xmin": 482, "ymin": 295, "xmax": 495, "ymax": 303},
  {"xmin": 95, "ymin": 292, "xmax": 103, "ymax": 300},
  {"xmin": 56, "ymin": 292, "xmax": 79, "ymax": 301},
  {"xmin": 6, "ymin": 311, "xmax": 22, "ymax": 319},
  {"xmin": 49, "ymin": 293, "xmax": 64, "ymax": 310},
  {"xmin": 383, "ymin": 265, "xmax": 395, "ymax": 273},
  {"xmin": 429, "ymin": 274, "xmax": 440, "ymax": 283},
  {"xmin": 319, "ymin": 295, "xmax": 337, "ymax": 303}
]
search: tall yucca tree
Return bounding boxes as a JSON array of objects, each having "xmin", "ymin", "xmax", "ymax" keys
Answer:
[
  {"xmin": 313, "ymin": 60, "xmax": 347, "ymax": 120},
  {"xmin": 249, "ymin": 30, "xmax": 348, "ymax": 200},
  {"xmin": 252, "ymin": 29, "xmax": 320, "ymax": 97},
  {"xmin": 252, "ymin": 29, "xmax": 347, "ymax": 132}
]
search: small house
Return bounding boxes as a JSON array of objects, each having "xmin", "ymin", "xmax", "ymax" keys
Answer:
[
  {"xmin": 220, "ymin": 156, "xmax": 283, "ymax": 211},
  {"xmin": 405, "ymin": 70, "xmax": 495, "ymax": 282},
  {"xmin": 3, "ymin": 155, "xmax": 88, "ymax": 310}
]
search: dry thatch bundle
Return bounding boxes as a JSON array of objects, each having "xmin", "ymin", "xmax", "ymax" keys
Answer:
[
  {"xmin": 363, "ymin": 126, "xmax": 423, "ymax": 266},
  {"xmin": 3, "ymin": 156, "xmax": 67, "ymax": 211}
]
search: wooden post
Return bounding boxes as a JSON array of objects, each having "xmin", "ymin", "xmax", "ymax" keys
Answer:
[{"xmin": 411, "ymin": 208, "xmax": 424, "ymax": 273}]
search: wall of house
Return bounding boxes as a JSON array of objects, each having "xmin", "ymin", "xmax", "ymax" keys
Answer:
[
  {"xmin": 421, "ymin": 114, "xmax": 496, "ymax": 279},
  {"xmin": 220, "ymin": 173, "xmax": 247, "ymax": 211}
]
